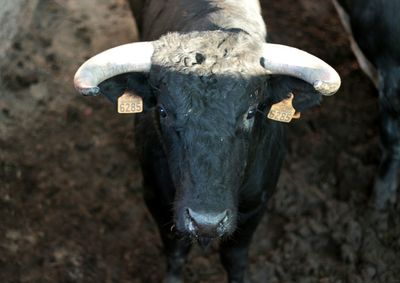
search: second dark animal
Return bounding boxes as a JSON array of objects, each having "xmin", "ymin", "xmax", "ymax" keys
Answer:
[{"xmin": 334, "ymin": 0, "xmax": 400, "ymax": 209}]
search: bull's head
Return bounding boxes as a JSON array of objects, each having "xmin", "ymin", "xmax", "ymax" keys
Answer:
[{"xmin": 74, "ymin": 31, "xmax": 340, "ymax": 241}]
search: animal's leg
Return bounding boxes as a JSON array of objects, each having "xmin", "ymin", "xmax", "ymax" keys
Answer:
[
  {"xmin": 373, "ymin": 110, "xmax": 400, "ymax": 209},
  {"xmin": 219, "ymin": 206, "xmax": 265, "ymax": 283},
  {"xmin": 159, "ymin": 226, "xmax": 191, "ymax": 283},
  {"xmin": 143, "ymin": 188, "xmax": 191, "ymax": 283},
  {"xmin": 373, "ymin": 150, "xmax": 400, "ymax": 209},
  {"xmin": 373, "ymin": 70, "xmax": 400, "ymax": 209}
]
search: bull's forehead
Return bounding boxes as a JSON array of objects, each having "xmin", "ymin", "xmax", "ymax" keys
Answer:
[
  {"xmin": 152, "ymin": 31, "xmax": 266, "ymax": 76},
  {"xmin": 155, "ymin": 69, "xmax": 263, "ymax": 132}
]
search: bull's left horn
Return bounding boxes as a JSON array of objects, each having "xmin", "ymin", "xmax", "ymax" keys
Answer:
[
  {"xmin": 261, "ymin": 43, "xmax": 341, "ymax": 96},
  {"xmin": 74, "ymin": 42, "xmax": 154, "ymax": 96}
]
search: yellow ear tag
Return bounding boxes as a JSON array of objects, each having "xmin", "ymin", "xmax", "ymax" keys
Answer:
[
  {"xmin": 117, "ymin": 91, "xmax": 143, "ymax": 114},
  {"xmin": 267, "ymin": 93, "xmax": 301, "ymax": 123}
]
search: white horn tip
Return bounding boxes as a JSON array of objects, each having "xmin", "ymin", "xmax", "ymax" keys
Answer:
[
  {"xmin": 313, "ymin": 79, "xmax": 341, "ymax": 96},
  {"xmin": 74, "ymin": 72, "xmax": 101, "ymax": 96},
  {"xmin": 76, "ymin": 86, "xmax": 101, "ymax": 96}
]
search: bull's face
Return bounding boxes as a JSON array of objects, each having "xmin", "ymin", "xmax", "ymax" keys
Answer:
[
  {"xmin": 152, "ymin": 71, "xmax": 266, "ymax": 239},
  {"xmin": 74, "ymin": 31, "xmax": 340, "ymax": 241}
]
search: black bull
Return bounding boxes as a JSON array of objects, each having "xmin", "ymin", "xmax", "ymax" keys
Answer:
[
  {"xmin": 334, "ymin": 0, "xmax": 400, "ymax": 209},
  {"xmin": 74, "ymin": 1, "xmax": 340, "ymax": 282}
]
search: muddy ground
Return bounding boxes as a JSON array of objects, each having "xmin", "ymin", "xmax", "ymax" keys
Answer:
[{"xmin": 1, "ymin": 0, "xmax": 399, "ymax": 282}]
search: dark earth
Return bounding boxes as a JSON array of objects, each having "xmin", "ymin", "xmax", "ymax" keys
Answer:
[{"xmin": 1, "ymin": 0, "xmax": 399, "ymax": 282}]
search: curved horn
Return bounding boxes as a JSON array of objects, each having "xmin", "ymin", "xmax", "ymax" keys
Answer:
[
  {"xmin": 74, "ymin": 42, "xmax": 154, "ymax": 96},
  {"xmin": 261, "ymin": 43, "xmax": 341, "ymax": 96}
]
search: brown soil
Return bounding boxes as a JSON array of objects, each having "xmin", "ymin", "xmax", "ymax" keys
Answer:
[{"xmin": 1, "ymin": 0, "xmax": 399, "ymax": 282}]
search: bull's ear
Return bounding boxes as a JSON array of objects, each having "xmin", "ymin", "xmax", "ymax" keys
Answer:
[
  {"xmin": 266, "ymin": 75, "xmax": 322, "ymax": 112},
  {"xmin": 98, "ymin": 72, "xmax": 155, "ymax": 111}
]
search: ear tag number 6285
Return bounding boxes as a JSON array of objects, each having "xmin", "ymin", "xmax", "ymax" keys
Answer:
[
  {"xmin": 267, "ymin": 93, "xmax": 300, "ymax": 123},
  {"xmin": 117, "ymin": 91, "xmax": 143, "ymax": 114}
]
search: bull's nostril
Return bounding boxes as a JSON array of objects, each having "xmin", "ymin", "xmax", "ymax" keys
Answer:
[
  {"xmin": 222, "ymin": 209, "xmax": 230, "ymax": 222},
  {"xmin": 185, "ymin": 208, "xmax": 198, "ymax": 234},
  {"xmin": 216, "ymin": 210, "xmax": 230, "ymax": 235},
  {"xmin": 187, "ymin": 219, "xmax": 197, "ymax": 234}
]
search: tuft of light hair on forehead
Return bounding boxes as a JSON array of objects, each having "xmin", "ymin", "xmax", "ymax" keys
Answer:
[{"xmin": 152, "ymin": 31, "xmax": 266, "ymax": 76}]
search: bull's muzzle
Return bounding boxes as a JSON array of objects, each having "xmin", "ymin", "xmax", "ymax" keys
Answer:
[{"xmin": 184, "ymin": 208, "xmax": 232, "ymax": 239}]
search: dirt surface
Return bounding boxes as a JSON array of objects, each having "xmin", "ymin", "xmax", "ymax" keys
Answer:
[{"xmin": 1, "ymin": 0, "xmax": 399, "ymax": 282}]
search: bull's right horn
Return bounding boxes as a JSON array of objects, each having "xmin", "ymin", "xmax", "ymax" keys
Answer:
[
  {"xmin": 261, "ymin": 43, "xmax": 341, "ymax": 96},
  {"xmin": 74, "ymin": 42, "xmax": 154, "ymax": 96}
]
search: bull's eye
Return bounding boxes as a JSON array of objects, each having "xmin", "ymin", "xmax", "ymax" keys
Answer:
[
  {"xmin": 246, "ymin": 108, "xmax": 257, "ymax": 119},
  {"xmin": 158, "ymin": 106, "xmax": 168, "ymax": 118}
]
